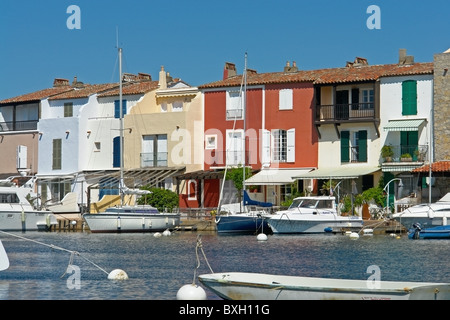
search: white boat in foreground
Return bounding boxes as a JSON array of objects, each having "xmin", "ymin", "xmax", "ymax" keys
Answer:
[
  {"xmin": 198, "ymin": 272, "xmax": 450, "ymax": 300},
  {"xmin": 268, "ymin": 196, "xmax": 363, "ymax": 234}
]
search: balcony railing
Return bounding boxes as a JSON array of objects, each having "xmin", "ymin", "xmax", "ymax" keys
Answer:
[
  {"xmin": 382, "ymin": 145, "xmax": 428, "ymax": 163},
  {"xmin": 141, "ymin": 152, "xmax": 168, "ymax": 167},
  {"xmin": 205, "ymin": 150, "xmax": 252, "ymax": 167},
  {"xmin": 316, "ymin": 103, "xmax": 375, "ymax": 122},
  {"xmin": 0, "ymin": 120, "xmax": 39, "ymax": 132}
]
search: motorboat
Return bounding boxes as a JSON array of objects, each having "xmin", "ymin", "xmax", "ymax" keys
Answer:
[
  {"xmin": 198, "ymin": 272, "xmax": 450, "ymax": 300},
  {"xmin": 268, "ymin": 195, "xmax": 363, "ymax": 234},
  {"xmin": 392, "ymin": 193, "xmax": 450, "ymax": 229},
  {"xmin": 408, "ymin": 223, "xmax": 450, "ymax": 240},
  {"xmin": 0, "ymin": 177, "xmax": 57, "ymax": 232}
]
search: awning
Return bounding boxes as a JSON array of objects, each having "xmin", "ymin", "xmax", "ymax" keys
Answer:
[
  {"xmin": 293, "ymin": 166, "xmax": 380, "ymax": 180},
  {"xmin": 245, "ymin": 168, "xmax": 314, "ymax": 185},
  {"xmin": 383, "ymin": 119, "xmax": 426, "ymax": 132}
]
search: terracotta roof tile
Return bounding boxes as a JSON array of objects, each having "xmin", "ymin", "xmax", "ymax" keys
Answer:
[
  {"xmin": 97, "ymin": 81, "xmax": 160, "ymax": 97},
  {"xmin": 412, "ymin": 161, "xmax": 450, "ymax": 173},
  {"xmin": 199, "ymin": 62, "xmax": 434, "ymax": 89},
  {"xmin": 0, "ymin": 86, "xmax": 74, "ymax": 105},
  {"xmin": 48, "ymin": 83, "xmax": 119, "ymax": 100}
]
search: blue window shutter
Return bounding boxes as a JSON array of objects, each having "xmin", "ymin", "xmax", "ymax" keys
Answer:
[
  {"xmin": 114, "ymin": 100, "xmax": 127, "ymax": 119},
  {"xmin": 358, "ymin": 130, "xmax": 367, "ymax": 162},
  {"xmin": 113, "ymin": 136, "xmax": 121, "ymax": 168}
]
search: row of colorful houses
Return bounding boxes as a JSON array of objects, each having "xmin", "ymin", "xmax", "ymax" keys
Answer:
[{"xmin": 0, "ymin": 48, "xmax": 449, "ymax": 213}]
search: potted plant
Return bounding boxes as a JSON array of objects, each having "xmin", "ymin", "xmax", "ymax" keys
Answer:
[
  {"xmin": 381, "ymin": 145, "xmax": 394, "ymax": 162},
  {"xmin": 400, "ymin": 153, "xmax": 412, "ymax": 162}
]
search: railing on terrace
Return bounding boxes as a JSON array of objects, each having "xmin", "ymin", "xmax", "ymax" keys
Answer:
[
  {"xmin": 382, "ymin": 145, "xmax": 428, "ymax": 163},
  {"xmin": 316, "ymin": 103, "xmax": 375, "ymax": 122},
  {"xmin": 204, "ymin": 150, "xmax": 252, "ymax": 167},
  {"xmin": 0, "ymin": 120, "xmax": 39, "ymax": 132},
  {"xmin": 140, "ymin": 152, "xmax": 168, "ymax": 167}
]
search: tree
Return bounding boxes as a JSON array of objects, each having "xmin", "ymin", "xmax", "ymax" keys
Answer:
[
  {"xmin": 136, "ymin": 187, "xmax": 179, "ymax": 212},
  {"xmin": 225, "ymin": 165, "xmax": 252, "ymax": 205}
]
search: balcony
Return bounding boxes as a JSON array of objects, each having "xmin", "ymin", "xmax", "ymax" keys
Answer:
[
  {"xmin": 0, "ymin": 120, "xmax": 39, "ymax": 132},
  {"xmin": 381, "ymin": 145, "xmax": 428, "ymax": 172},
  {"xmin": 141, "ymin": 152, "xmax": 168, "ymax": 167},
  {"xmin": 315, "ymin": 103, "xmax": 375, "ymax": 122}
]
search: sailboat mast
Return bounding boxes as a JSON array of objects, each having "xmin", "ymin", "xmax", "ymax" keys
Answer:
[
  {"xmin": 119, "ymin": 47, "xmax": 124, "ymax": 205},
  {"xmin": 243, "ymin": 52, "xmax": 247, "ymax": 195}
]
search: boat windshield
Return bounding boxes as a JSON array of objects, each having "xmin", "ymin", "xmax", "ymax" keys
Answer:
[{"xmin": 289, "ymin": 198, "xmax": 334, "ymax": 209}]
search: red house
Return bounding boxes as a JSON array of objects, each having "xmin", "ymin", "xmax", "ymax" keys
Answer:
[{"xmin": 178, "ymin": 61, "xmax": 319, "ymax": 209}]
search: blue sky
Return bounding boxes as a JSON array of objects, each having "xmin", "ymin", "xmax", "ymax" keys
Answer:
[{"xmin": 1, "ymin": 0, "xmax": 449, "ymax": 100}]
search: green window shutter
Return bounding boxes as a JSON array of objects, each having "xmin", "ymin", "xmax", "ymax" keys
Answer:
[
  {"xmin": 341, "ymin": 131, "xmax": 350, "ymax": 163},
  {"xmin": 358, "ymin": 130, "xmax": 367, "ymax": 162},
  {"xmin": 52, "ymin": 139, "xmax": 62, "ymax": 170},
  {"xmin": 402, "ymin": 80, "xmax": 417, "ymax": 115}
]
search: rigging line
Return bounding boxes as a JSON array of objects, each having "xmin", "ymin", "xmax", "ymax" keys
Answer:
[
  {"xmin": 0, "ymin": 230, "xmax": 109, "ymax": 276},
  {"xmin": 193, "ymin": 235, "xmax": 213, "ymax": 284},
  {"xmin": 216, "ymin": 57, "xmax": 246, "ymax": 214}
]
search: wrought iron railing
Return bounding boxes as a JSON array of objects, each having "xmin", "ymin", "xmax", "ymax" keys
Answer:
[{"xmin": 316, "ymin": 103, "xmax": 375, "ymax": 122}]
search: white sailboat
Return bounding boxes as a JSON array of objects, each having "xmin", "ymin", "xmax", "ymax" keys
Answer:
[
  {"xmin": 82, "ymin": 47, "xmax": 180, "ymax": 233},
  {"xmin": 215, "ymin": 53, "xmax": 272, "ymax": 234}
]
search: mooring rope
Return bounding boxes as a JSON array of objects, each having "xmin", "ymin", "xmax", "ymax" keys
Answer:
[
  {"xmin": 0, "ymin": 230, "xmax": 109, "ymax": 276},
  {"xmin": 192, "ymin": 235, "xmax": 214, "ymax": 285}
]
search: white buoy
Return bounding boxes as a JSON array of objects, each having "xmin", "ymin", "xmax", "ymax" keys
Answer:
[
  {"xmin": 162, "ymin": 229, "xmax": 171, "ymax": 236},
  {"xmin": 349, "ymin": 232, "xmax": 360, "ymax": 240},
  {"xmin": 154, "ymin": 232, "xmax": 162, "ymax": 238},
  {"xmin": 108, "ymin": 269, "xmax": 129, "ymax": 280},
  {"xmin": 363, "ymin": 228, "xmax": 373, "ymax": 235},
  {"xmin": 177, "ymin": 284, "xmax": 207, "ymax": 300},
  {"xmin": 257, "ymin": 233, "xmax": 268, "ymax": 241}
]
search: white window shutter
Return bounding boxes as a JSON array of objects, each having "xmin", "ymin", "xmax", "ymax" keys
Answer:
[
  {"xmin": 279, "ymin": 89, "xmax": 293, "ymax": 110},
  {"xmin": 17, "ymin": 145, "xmax": 27, "ymax": 169},
  {"xmin": 287, "ymin": 128, "xmax": 295, "ymax": 163},
  {"xmin": 262, "ymin": 129, "xmax": 271, "ymax": 167}
]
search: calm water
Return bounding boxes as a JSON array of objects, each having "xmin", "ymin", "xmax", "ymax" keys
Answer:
[{"xmin": 0, "ymin": 230, "xmax": 449, "ymax": 300}]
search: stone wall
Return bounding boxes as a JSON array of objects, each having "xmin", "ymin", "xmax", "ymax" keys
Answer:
[{"xmin": 433, "ymin": 51, "xmax": 450, "ymax": 161}]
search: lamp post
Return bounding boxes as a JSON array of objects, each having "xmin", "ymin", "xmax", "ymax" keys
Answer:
[{"xmin": 383, "ymin": 178, "xmax": 403, "ymax": 215}]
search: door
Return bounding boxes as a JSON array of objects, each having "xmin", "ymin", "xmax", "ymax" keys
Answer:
[{"xmin": 336, "ymin": 90, "xmax": 349, "ymax": 120}]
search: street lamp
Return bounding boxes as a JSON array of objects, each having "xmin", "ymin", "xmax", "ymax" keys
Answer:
[{"xmin": 383, "ymin": 178, "xmax": 403, "ymax": 215}]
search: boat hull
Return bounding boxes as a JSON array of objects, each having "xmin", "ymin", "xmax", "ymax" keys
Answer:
[
  {"xmin": 198, "ymin": 272, "xmax": 450, "ymax": 300},
  {"xmin": 408, "ymin": 225, "xmax": 450, "ymax": 240},
  {"xmin": 83, "ymin": 213, "xmax": 181, "ymax": 233},
  {"xmin": 268, "ymin": 215, "xmax": 363, "ymax": 234},
  {"xmin": 216, "ymin": 215, "xmax": 270, "ymax": 234},
  {"xmin": 0, "ymin": 211, "xmax": 57, "ymax": 232}
]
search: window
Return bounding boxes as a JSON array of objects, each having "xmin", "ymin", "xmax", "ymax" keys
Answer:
[
  {"xmin": 94, "ymin": 142, "xmax": 101, "ymax": 152},
  {"xmin": 114, "ymin": 100, "xmax": 127, "ymax": 119},
  {"xmin": 226, "ymin": 90, "xmax": 243, "ymax": 120},
  {"xmin": 52, "ymin": 139, "xmax": 62, "ymax": 170},
  {"xmin": 402, "ymin": 80, "xmax": 417, "ymax": 115},
  {"xmin": 161, "ymin": 103, "xmax": 167, "ymax": 113},
  {"xmin": 226, "ymin": 130, "xmax": 244, "ymax": 165},
  {"xmin": 361, "ymin": 89, "xmax": 374, "ymax": 109},
  {"xmin": 172, "ymin": 101, "xmax": 183, "ymax": 112},
  {"xmin": 400, "ymin": 131, "xmax": 418, "ymax": 159},
  {"xmin": 341, "ymin": 130, "xmax": 367, "ymax": 163},
  {"xmin": 187, "ymin": 180, "xmax": 197, "ymax": 201},
  {"xmin": 279, "ymin": 89, "xmax": 293, "ymax": 110},
  {"xmin": 205, "ymin": 135, "xmax": 217, "ymax": 150},
  {"xmin": 141, "ymin": 134, "xmax": 168, "ymax": 167},
  {"xmin": 272, "ymin": 129, "xmax": 287, "ymax": 162},
  {"xmin": 64, "ymin": 102, "xmax": 73, "ymax": 117}
]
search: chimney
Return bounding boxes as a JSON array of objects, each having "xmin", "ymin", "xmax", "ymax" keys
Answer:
[
  {"xmin": 159, "ymin": 66, "xmax": 167, "ymax": 89},
  {"xmin": 284, "ymin": 61, "xmax": 298, "ymax": 73},
  {"xmin": 399, "ymin": 49, "xmax": 414, "ymax": 65},
  {"xmin": 53, "ymin": 78, "xmax": 70, "ymax": 87},
  {"xmin": 223, "ymin": 62, "xmax": 237, "ymax": 80}
]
